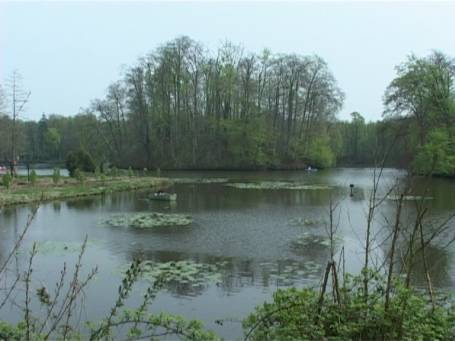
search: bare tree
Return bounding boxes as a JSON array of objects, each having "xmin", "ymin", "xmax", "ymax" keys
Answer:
[{"xmin": 5, "ymin": 71, "xmax": 31, "ymax": 175}]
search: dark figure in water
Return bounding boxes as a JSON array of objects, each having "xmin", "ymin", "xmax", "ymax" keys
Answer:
[{"xmin": 349, "ymin": 184, "xmax": 354, "ymax": 197}]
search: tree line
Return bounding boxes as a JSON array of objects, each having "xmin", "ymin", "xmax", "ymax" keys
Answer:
[{"xmin": 0, "ymin": 37, "xmax": 454, "ymax": 176}]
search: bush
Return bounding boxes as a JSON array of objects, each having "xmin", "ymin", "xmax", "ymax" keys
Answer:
[
  {"xmin": 110, "ymin": 166, "xmax": 118, "ymax": 177},
  {"xmin": 65, "ymin": 150, "xmax": 95, "ymax": 177},
  {"xmin": 30, "ymin": 169, "xmax": 37, "ymax": 186},
  {"xmin": 2, "ymin": 173, "xmax": 12, "ymax": 189},
  {"xmin": 243, "ymin": 274, "xmax": 455, "ymax": 340},
  {"xmin": 52, "ymin": 168, "xmax": 61, "ymax": 184},
  {"xmin": 305, "ymin": 136, "xmax": 336, "ymax": 168},
  {"xmin": 94, "ymin": 165, "xmax": 101, "ymax": 179},
  {"xmin": 128, "ymin": 166, "xmax": 134, "ymax": 177},
  {"xmin": 74, "ymin": 168, "xmax": 85, "ymax": 185}
]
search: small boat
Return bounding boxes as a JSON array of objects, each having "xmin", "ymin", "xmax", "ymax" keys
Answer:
[{"xmin": 149, "ymin": 192, "xmax": 177, "ymax": 201}]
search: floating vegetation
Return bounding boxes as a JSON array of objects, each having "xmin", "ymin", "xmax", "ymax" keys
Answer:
[
  {"xmin": 289, "ymin": 217, "xmax": 325, "ymax": 227},
  {"xmin": 259, "ymin": 260, "xmax": 322, "ymax": 285},
  {"xmin": 105, "ymin": 213, "xmax": 192, "ymax": 229},
  {"xmin": 129, "ymin": 260, "xmax": 225, "ymax": 287},
  {"xmin": 226, "ymin": 181, "xmax": 331, "ymax": 191},
  {"xmin": 172, "ymin": 178, "xmax": 229, "ymax": 184},
  {"xmin": 35, "ymin": 240, "xmax": 92, "ymax": 255},
  {"xmin": 387, "ymin": 195, "xmax": 433, "ymax": 201},
  {"xmin": 290, "ymin": 233, "xmax": 339, "ymax": 249}
]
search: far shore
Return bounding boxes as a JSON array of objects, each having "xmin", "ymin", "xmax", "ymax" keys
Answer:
[{"xmin": 0, "ymin": 176, "xmax": 172, "ymax": 207}]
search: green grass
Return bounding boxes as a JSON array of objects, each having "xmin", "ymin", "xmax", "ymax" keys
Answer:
[{"xmin": 0, "ymin": 176, "xmax": 172, "ymax": 207}]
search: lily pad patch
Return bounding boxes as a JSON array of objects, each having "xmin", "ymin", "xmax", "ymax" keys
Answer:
[
  {"xmin": 34, "ymin": 240, "xmax": 93, "ymax": 255},
  {"xmin": 387, "ymin": 195, "xmax": 433, "ymax": 201},
  {"xmin": 225, "ymin": 181, "xmax": 331, "ymax": 191},
  {"xmin": 289, "ymin": 217, "xmax": 326, "ymax": 227},
  {"xmin": 172, "ymin": 178, "xmax": 229, "ymax": 184},
  {"xmin": 129, "ymin": 260, "xmax": 225, "ymax": 287},
  {"xmin": 104, "ymin": 212, "xmax": 192, "ymax": 229}
]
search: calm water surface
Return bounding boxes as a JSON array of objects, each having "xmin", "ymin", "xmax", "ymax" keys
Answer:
[{"xmin": 0, "ymin": 168, "xmax": 454, "ymax": 339}]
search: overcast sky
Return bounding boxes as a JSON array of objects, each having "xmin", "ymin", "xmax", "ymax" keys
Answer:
[{"xmin": 1, "ymin": 1, "xmax": 454, "ymax": 122}]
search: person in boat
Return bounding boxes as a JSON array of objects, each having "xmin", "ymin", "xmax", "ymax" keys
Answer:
[{"xmin": 156, "ymin": 189, "xmax": 165, "ymax": 195}]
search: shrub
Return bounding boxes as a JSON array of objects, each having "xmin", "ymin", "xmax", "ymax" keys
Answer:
[
  {"xmin": 110, "ymin": 166, "xmax": 118, "ymax": 177},
  {"xmin": 52, "ymin": 168, "xmax": 61, "ymax": 184},
  {"xmin": 74, "ymin": 168, "xmax": 85, "ymax": 185},
  {"xmin": 2, "ymin": 173, "xmax": 12, "ymax": 189},
  {"xmin": 128, "ymin": 166, "xmax": 134, "ymax": 177},
  {"xmin": 305, "ymin": 136, "xmax": 336, "ymax": 168},
  {"xmin": 94, "ymin": 165, "xmax": 101, "ymax": 179},
  {"xmin": 65, "ymin": 150, "xmax": 95, "ymax": 177},
  {"xmin": 243, "ymin": 274, "xmax": 455, "ymax": 340},
  {"xmin": 30, "ymin": 169, "xmax": 37, "ymax": 186}
]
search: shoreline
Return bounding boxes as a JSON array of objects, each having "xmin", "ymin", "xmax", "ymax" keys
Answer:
[{"xmin": 0, "ymin": 176, "xmax": 172, "ymax": 207}]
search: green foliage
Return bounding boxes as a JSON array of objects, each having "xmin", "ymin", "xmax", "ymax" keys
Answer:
[
  {"xmin": 30, "ymin": 169, "xmax": 37, "ymax": 186},
  {"xmin": 222, "ymin": 118, "xmax": 275, "ymax": 168},
  {"xmin": 89, "ymin": 259, "xmax": 219, "ymax": 340},
  {"xmin": 128, "ymin": 166, "xmax": 134, "ymax": 177},
  {"xmin": 383, "ymin": 51, "xmax": 455, "ymax": 175},
  {"xmin": 110, "ymin": 166, "xmax": 118, "ymax": 177},
  {"xmin": 44, "ymin": 127, "xmax": 61, "ymax": 158},
  {"xmin": 94, "ymin": 165, "xmax": 101, "ymax": 179},
  {"xmin": 243, "ymin": 274, "xmax": 455, "ymax": 340},
  {"xmin": 52, "ymin": 168, "xmax": 60, "ymax": 184},
  {"xmin": 0, "ymin": 321, "xmax": 27, "ymax": 341},
  {"xmin": 2, "ymin": 173, "xmax": 12, "ymax": 189},
  {"xmin": 65, "ymin": 149, "xmax": 95, "ymax": 177},
  {"xmin": 413, "ymin": 129, "xmax": 455, "ymax": 176},
  {"xmin": 306, "ymin": 135, "xmax": 336, "ymax": 168},
  {"xmin": 74, "ymin": 168, "xmax": 85, "ymax": 185}
]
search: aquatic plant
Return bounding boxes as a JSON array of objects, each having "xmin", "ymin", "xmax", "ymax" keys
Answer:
[
  {"xmin": 172, "ymin": 177, "xmax": 229, "ymax": 184},
  {"xmin": 226, "ymin": 181, "xmax": 331, "ymax": 190},
  {"xmin": 387, "ymin": 194, "xmax": 433, "ymax": 201},
  {"xmin": 34, "ymin": 240, "xmax": 93, "ymax": 255},
  {"xmin": 258, "ymin": 260, "xmax": 322, "ymax": 285},
  {"xmin": 288, "ymin": 217, "xmax": 325, "ymax": 227},
  {"xmin": 0, "ymin": 231, "xmax": 219, "ymax": 340},
  {"xmin": 291, "ymin": 233, "xmax": 333, "ymax": 248},
  {"xmin": 105, "ymin": 212, "xmax": 192, "ymax": 229},
  {"xmin": 130, "ymin": 260, "xmax": 224, "ymax": 288}
]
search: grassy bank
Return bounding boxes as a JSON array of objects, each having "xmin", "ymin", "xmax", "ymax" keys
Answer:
[{"xmin": 0, "ymin": 176, "xmax": 172, "ymax": 207}]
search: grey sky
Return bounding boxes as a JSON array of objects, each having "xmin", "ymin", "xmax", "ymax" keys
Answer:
[{"xmin": 1, "ymin": 1, "xmax": 454, "ymax": 122}]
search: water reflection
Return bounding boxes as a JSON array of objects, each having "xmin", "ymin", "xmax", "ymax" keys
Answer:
[
  {"xmin": 127, "ymin": 249, "xmax": 323, "ymax": 297},
  {"xmin": 0, "ymin": 168, "xmax": 455, "ymax": 340}
]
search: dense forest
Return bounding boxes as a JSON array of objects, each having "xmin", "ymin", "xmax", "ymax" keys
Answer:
[{"xmin": 1, "ymin": 37, "xmax": 454, "ymax": 175}]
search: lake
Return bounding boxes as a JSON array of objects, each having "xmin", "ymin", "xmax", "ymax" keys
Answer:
[{"xmin": 0, "ymin": 168, "xmax": 454, "ymax": 339}]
